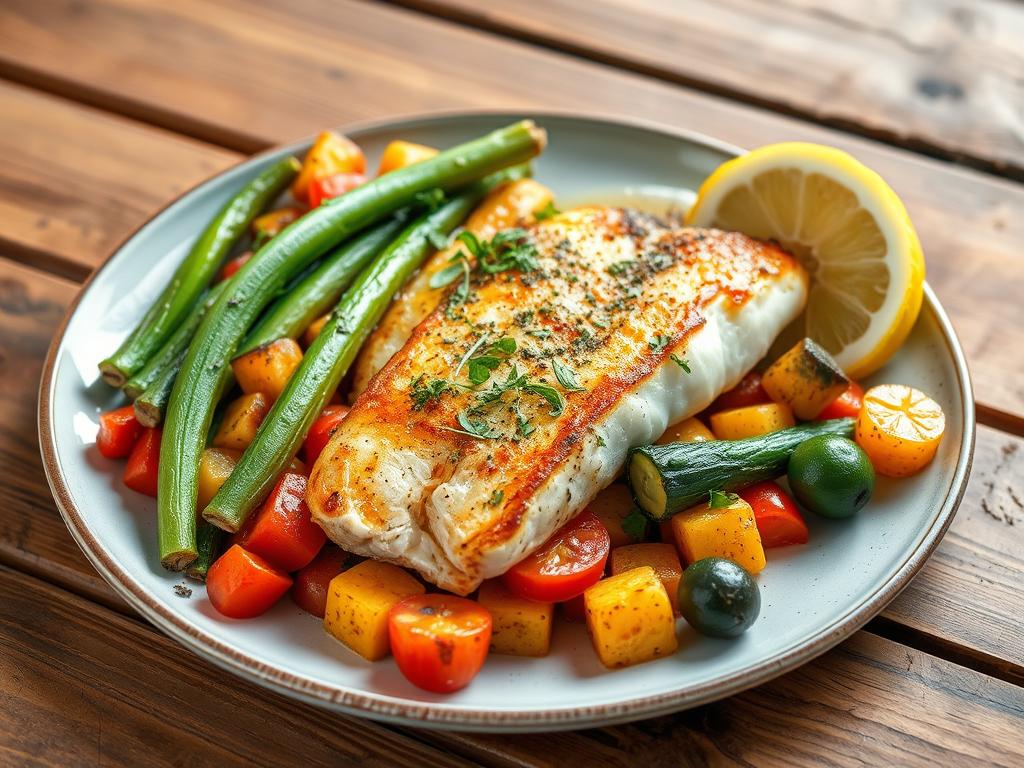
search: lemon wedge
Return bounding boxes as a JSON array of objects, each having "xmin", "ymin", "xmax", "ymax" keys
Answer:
[{"xmin": 686, "ymin": 143, "xmax": 924, "ymax": 379}]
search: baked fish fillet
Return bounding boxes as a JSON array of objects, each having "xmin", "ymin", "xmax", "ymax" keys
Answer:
[
  {"xmin": 308, "ymin": 207, "xmax": 807, "ymax": 594},
  {"xmin": 349, "ymin": 177, "xmax": 553, "ymax": 399}
]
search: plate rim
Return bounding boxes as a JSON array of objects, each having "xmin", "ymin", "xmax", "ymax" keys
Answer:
[{"xmin": 37, "ymin": 109, "xmax": 976, "ymax": 732}]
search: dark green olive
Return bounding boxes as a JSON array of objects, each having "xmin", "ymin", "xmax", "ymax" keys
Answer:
[{"xmin": 677, "ymin": 557, "xmax": 760, "ymax": 638}]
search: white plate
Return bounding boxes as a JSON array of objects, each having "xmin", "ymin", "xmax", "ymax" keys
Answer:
[{"xmin": 39, "ymin": 112, "xmax": 974, "ymax": 732}]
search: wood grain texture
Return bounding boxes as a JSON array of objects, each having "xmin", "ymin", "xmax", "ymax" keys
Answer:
[
  {"xmin": 0, "ymin": 81, "xmax": 238, "ymax": 279},
  {"xmin": 1, "ymin": 254, "xmax": 1022, "ymax": 690},
  {"xmin": 0, "ymin": 0, "xmax": 1022, "ymax": 422},
  {"xmin": 0, "ymin": 565, "xmax": 478, "ymax": 768},
  {"xmin": 394, "ymin": 0, "xmax": 1024, "ymax": 179},
  {"xmin": 436, "ymin": 631, "xmax": 1024, "ymax": 768}
]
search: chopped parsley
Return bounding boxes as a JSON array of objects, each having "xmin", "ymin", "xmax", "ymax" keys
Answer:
[
  {"xmin": 489, "ymin": 489, "xmax": 505, "ymax": 507},
  {"xmin": 606, "ymin": 260, "xmax": 634, "ymax": 277},
  {"xmin": 409, "ymin": 375, "xmax": 452, "ymax": 410},
  {"xmin": 648, "ymin": 334, "xmax": 672, "ymax": 354},
  {"xmin": 551, "ymin": 359, "xmax": 585, "ymax": 392},
  {"xmin": 670, "ymin": 353, "xmax": 692, "ymax": 373},
  {"xmin": 621, "ymin": 508, "xmax": 648, "ymax": 541},
  {"xmin": 533, "ymin": 200, "xmax": 561, "ymax": 221},
  {"xmin": 709, "ymin": 489, "xmax": 740, "ymax": 509}
]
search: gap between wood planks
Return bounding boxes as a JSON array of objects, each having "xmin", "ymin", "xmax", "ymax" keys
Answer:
[{"xmin": 375, "ymin": 0, "xmax": 1023, "ymax": 183}]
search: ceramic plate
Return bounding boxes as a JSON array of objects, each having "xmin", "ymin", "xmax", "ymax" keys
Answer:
[{"xmin": 39, "ymin": 112, "xmax": 974, "ymax": 732}]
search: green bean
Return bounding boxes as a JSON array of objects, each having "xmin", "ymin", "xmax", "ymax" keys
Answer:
[
  {"xmin": 124, "ymin": 281, "xmax": 229, "ymax": 400},
  {"xmin": 158, "ymin": 121, "xmax": 546, "ymax": 569},
  {"xmin": 99, "ymin": 156, "xmax": 300, "ymax": 387},
  {"xmin": 204, "ymin": 179, "xmax": 498, "ymax": 532}
]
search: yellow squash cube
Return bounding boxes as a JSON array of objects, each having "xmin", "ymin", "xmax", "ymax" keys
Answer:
[
  {"xmin": 197, "ymin": 447, "xmax": 240, "ymax": 509},
  {"xmin": 477, "ymin": 580, "xmax": 554, "ymax": 657},
  {"xmin": 231, "ymin": 338, "xmax": 303, "ymax": 401},
  {"xmin": 657, "ymin": 416, "xmax": 714, "ymax": 445},
  {"xmin": 212, "ymin": 392, "xmax": 270, "ymax": 451},
  {"xmin": 586, "ymin": 483, "xmax": 639, "ymax": 547},
  {"xmin": 323, "ymin": 560, "xmax": 424, "ymax": 661},
  {"xmin": 762, "ymin": 337, "xmax": 850, "ymax": 420},
  {"xmin": 669, "ymin": 497, "xmax": 766, "ymax": 574},
  {"xmin": 710, "ymin": 402, "xmax": 794, "ymax": 440},
  {"xmin": 610, "ymin": 543, "xmax": 683, "ymax": 613},
  {"xmin": 584, "ymin": 566, "xmax": 678, "ymax": 669}
]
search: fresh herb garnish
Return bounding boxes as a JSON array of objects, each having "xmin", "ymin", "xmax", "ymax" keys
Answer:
[
  {"xmin": 413, "ymin": 188, "xmax": 446, "ymax": 211},
  {"xmin": 606, "ymin": 260, "xmax": 634, "ymax": 277},
  {"xmin": 522, "ymin": 382, "xmax": 565, "ymax": 417},
  {"xmin": 452, "ymin": 363, "xmax": 566, "ymax": 440},
  {"xmin": 526, "ymin": 328, "xmax": 551, "ymax": 339},
  {"xmin": 533, "ymin": 200, "xmax": 561, "ymax": 221},
  {"xmin": 621, "ymin": 508, "xmax": 648, "ymax": 541},
  {"xmin": 670, "ymin": 353, "xmax": 691, "ymax": 373},
  {"xmin": 709, "ymin": 489, "xmax": 740, "ymax": 509},
  {"xmin": 649, "ymin": 334, "xmax": 672, "ymax": 354},
  {"xmin": 444, "ymin": 411, "xmax": 501, "ymax": 440},
  {"xmin": 551, "ymin": 359, "xmax": 585, "ymax": 392},
  {"xmin": 409, "ymin": 374, "xmax": 453, "ymax": 410},
  {"xmin": 489, "ymin": 489, "xmax": 505, "ymax": 507},
  {"xmin": 595, "ymin": 434, "xmax": 606, "ymax": 447}
]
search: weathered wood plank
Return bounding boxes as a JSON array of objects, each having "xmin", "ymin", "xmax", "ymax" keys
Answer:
[
  {"xmin": 439, "ymin": 631, "xmax": 1024, "ymax": 768},
  {"xmin": 0, "ymin": 565, "xmax": 479, "ymax": 768},
  {"xmin": 394, "ymin": 0, "xmax": 1024, "ymax": 180},
  {"xmin": 0, "ymin": 0, "xmax": 1021, "ymax": 421},
  {"xmin": 0, "ymin": 80, "xmax": 238, "ymax": 279},
  {"xmin": 2, "ymin": 563, "xmax": 1020, "ymax": 768},
  {"xmin": 2, "ymin": 254, "xmax": 1022, "ymax": 689}
]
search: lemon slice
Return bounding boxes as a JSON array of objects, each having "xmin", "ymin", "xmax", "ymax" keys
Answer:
[{"xmin": 686, "ymin": 142, "xmax": 924, "ymax": 379}]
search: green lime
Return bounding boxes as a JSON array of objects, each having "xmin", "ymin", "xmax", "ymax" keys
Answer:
[
  {"xmin": 677, "ymin": 557, "xmax": 760, "ymax": 638},
  {"xmin": 787, "ymin": 434, "xmax": 875, "ymax": 519}
]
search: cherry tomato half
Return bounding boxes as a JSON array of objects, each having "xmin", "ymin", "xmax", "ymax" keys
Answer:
[
  {"xmin": 738, "ymin": 480, "xmax": 809, "ymax": 548},
  {"xmin": 388, "ymin": 594, "xmax": 492, "ymax": 693},
  {"xmin": 817, "ymin": 381, "xmax": 865, "ymax": 421},
  {"xmin": 503, "ymin": 510, "xmax": 610, "ymax": 603},
  {"xmin": 709, "ymin": 371, "xmax": 771, "ymax": 412},
  {"xmin": 218, "ymin": 251, "xmax": 252, "ymax": 282},
  {"xmin": 303, "ymin": 404, "xmax": 350, "ymax": 465}
]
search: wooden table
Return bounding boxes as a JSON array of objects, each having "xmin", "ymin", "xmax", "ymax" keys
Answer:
[{"xmin": 1, "ymin": 1, "xmax": 1022, "ymax": 765}]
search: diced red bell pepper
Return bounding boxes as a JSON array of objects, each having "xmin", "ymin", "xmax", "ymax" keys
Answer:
[
  {"xmin": 97, "ymin": 405, "xmax": 143, "ymax": 459},
  {"xmin": 816, "ymin": 381, "xmax": 865, "ymax": 421},
  {"xmin": 207, "ymin": 544, "xmax": 292, "ymax": 619},
  {"xmin": 302, "ymin": 404, "xmax": 350, "ymax": 465},
  {"xmin": 218, "ymin": 251, "xmax": 252, "ymax": 282},
  {"xmin": 123, "ymin": 427, "xmax": 161, "ymax": 497},
  {"xmin": 235, "ymin": 472, "xmax": 325, "ymax": 572},
  {"xmin": 308, "ymin": 172, "xmax": 366, "ymax": 208},
  {"xmin": 709, "ymin": 371, "xmax": 771, "ymax": 413},
  {"xmin": 291, "ymin": 545, "xmax": 350, "ymax": 618},
  {"xmin": 739, "ymin": 480, "xmax": 809, "ymax": 548}
]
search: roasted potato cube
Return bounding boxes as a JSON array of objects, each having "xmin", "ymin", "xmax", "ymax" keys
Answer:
[
  {"xmin": 610, "ymin": 543, "xmax": 683, "ymax": 613},
  {"xmin": 377, "ymin": 140, "xmax": 439, "ymax": 175},
  {"xmin": 762, "ymin": 338, "xmax": 850, "ymax": 420},
  {"xmin": 212, "ymin": 392, "xmax": 270, "ymax": 451},
  {"xmin": 584, "ymin": 566, "xmax": 678, "ymax": 668},
  {"xmin": 669, "ymin": 497, "xmax": 766, "ymax": 574},
  {"xmin": 302, "ymin": 313, "xmax": 331, "ymax": 348},
  {"xmin": 657, "ymin": 416, "xmax": 714, "ymax": 445},
  {"xmin": 710, "ymin": 402, "xmax": 795, "ymax": 440},
  {"xmin": 587, "ymin": 483, "xmax": 640, "ymax": 547},
  {"xmin": 231, "ymin": 338, "xmax": 303, "ymax": 401},
  {"xmin": 323, "ymin": 560, "xmax": 424, "ymax": 661},
  {"xmin": 477, "ymin": 580, "xmax": 554, "ymax": 657},
  {"xmin": 198, "ymin": 447, "xmax": 241, "ymax": 509}
]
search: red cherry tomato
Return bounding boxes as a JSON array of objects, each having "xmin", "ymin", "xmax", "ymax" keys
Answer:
[
  {"xmin": 816, "ymin": 381, "xmax": 865, "ymax": 421},
  {"xmin": 123, "ymin": 427, "xmax": 161, "ymax": 497},
  {"xmin": 291, "ymin": 545, "xmax": 350, "ymax": 618},
  {"xmin": 738, "ymin": 480, "xmax": 809, "ymax": 548},
  {"xmin": 235, "ymin": 472, "xmax": 326, "ymax": 572},
  {"xmin": 308, "ymin": 172, "xmax": 367, "ymax": 207},
  {"xmin": 207, "ymin": 544, "xmax": 292, "ymax": 619},
  {"xmin": 97, "ymin": 405, "xmax": 143, "ymax": 459},
  {"xmin": 303, "ymin": 404, "xmax": 350, "ymax": 465},
  {"xmin": 709, "ymin": 371, "xmax": 771, "ymax": 412},
  {"xmin": 503, "ymin": 511, "xmax": 611, "ymax": 603},
  {"xmin": 218, "ymin": 250, "xmax": 252, "ymax": 282},
  {"xmin": 388, "ymin": 594, "xmax": 492, "ymax": 693}
]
